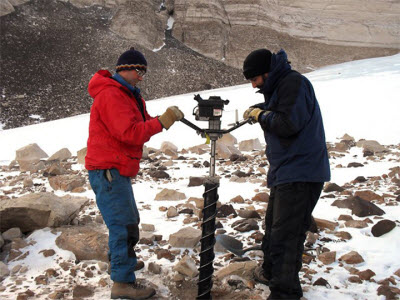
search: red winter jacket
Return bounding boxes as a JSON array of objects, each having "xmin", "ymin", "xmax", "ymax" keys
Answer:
[{"xmin": 85, "ymin": 70, "xmax": 163, "ymax": 177}]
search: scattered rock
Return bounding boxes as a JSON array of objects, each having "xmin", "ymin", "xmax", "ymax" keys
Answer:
[
  {"xmin": 55, "ymin": 226, "xmax": 109, "ymax": 262},
  {"xmin": 169, "ymin": 227, "xmax": 202, "ymax": 248},
  {"xmin": 48, "ymin": 148, "xmax": 72, "ymax": 161},
  {"xmin": 148, "ymin": 262, "xmax": 162, "ymax": 274},
  {"xmin": 238, "ymin": 209, "xmax": 261, "ymax": 219},
  {"xmin": 2, "ymin": 227, "xmax": 22, "ymax": 241},
  {"xmin": 357, "ymin": 269, "xmax": 376, "ymax": 281},
  {"xmin": 318, "ymin": 251, "xmax": 336, "ymax": 265},
  {"xmin": 39, "ymin": 249, "xmax": 56, "ymax": 257},
  {"xmin": 217, "ymin": 204, "xmax": 237, "ymax": 218},
  {"xmin": 167, "ymin": 206, "xmax": 179, "ymax": 218},
  {"xmin": 344, "ymin": 220, "xmax": 369, "ymax": 228},
  {"xmin": 354, "ymin": 190, "xmax": 383, "ymax": 202},
  {"xmin": 238, "ymin": 139, "xmax": 263, "ymax": 151},
  {"xmin": 313, "ymin": 277, "xmax": 330, "ymax": 287},
  {"xmin": 0, "ymin": 193, "xmax": 89, "ymax": 233},
  {"xmin": 72, "ymin": 285, "xmax": 94, "ymax": 298},
  {"xmin": 48, "ymin": 174, "xmax": 86, "ymax": 192},
  {"xmin": 324, "ymin": 183, "xmax": 344, "ymax": 193},
  {"xmin": 334, "ymin": 231, "xmax": 352, "ymax": 240},
  {"xmin": 371, "ymin": 219, "xmax": 396, "ymax": 237},
  {"xmin": 155, "ymin": 189, "xmax": 186, "ymax": 201},
  {"xmin": 377, "ymin": 285, "xmax": 399, "ymax": 300},
  {"xmin": 314, "ymin": 218, "xmax": 338, "ymax": 231},
  {"xmin": 215, "ymin": 260, "xmax": 257, "ymax": 280},
  {"xmin": 173, "ymin": 255, "xmax": 199, "ymax": 278},
  {"xmin": 0, "ymin": 261, "xmax": 10, "ymax": 280},
  {"xmin": 252, "ymin": 192, "xmax": 269, "ymax": 203},
  {"xmin": 149, "ymin": 170, "xmax": 170, "ymax": 179},
  {"xmin": 339, "ymin": 251, "xmax": 365, "ymax": 265},
  {"xmin": 348, "ymin": 162, "xmax": 364, "ymax": 168},
  {"xmin": 141, "ymin": 224, "xmax": 155, "ymax": 232},
  {"xmin": 332, "ymin": 196, "xmax": 385, "ymax": 217},
  {"xmin": 15, "ymin": 143, "xmax": 48, "ymax": 172},
  {"xmin": 232, "ymin": 219, "xmax": 259, "ymax": 232}
]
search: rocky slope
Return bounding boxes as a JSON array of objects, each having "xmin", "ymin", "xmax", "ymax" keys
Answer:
[{"xmin": 1, "ymin": 0, "xmax": 399, "ymax": 130}]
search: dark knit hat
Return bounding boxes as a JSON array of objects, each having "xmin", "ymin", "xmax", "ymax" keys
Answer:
[
  {"xmin": 243, "ymin": 49, "xmax": 272, "ymax": 79},
  {"xmin": 116, "ymin": 47, "xmax": 147, "ymax": 73}
]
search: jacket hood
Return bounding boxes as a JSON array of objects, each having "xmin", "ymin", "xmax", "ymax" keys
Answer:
[
  {"xmin": 260, "ymin": 49, "xmax": 292, "ymax": 98},
  {"xmin": 88, "ymin": 70, "xmax": 122, "ymax": 99}
]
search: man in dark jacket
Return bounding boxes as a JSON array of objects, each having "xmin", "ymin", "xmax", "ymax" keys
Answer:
[
  {"xmin": 86, "ymin": 48, "xmax": 184, "ymax": 300},
  {"xmin": 242, "ymin": 49, "xmax": 330, "ymax": 300}
]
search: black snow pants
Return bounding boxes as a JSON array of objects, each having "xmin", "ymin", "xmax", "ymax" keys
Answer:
[{"xmin": 261, "ymin": 182, "xmax": 323, "ymax": 300}]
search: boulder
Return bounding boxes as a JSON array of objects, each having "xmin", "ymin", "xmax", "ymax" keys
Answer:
[
  {"xmin": 77, "ymin": 147, "xmax": 87, "ymax": 165},
  {"xmin": 215, "ymin": 260, "xmax": 257, "ymax": 280},
  {"xmin": 169, "ymin": 227, "xmax": 202, "ymax": 248},
  {"xmin": 155, "ymin": 189, "xmax": 186, "ymax": 201},
  {"xmin": 219, "ymin": 133, "xmax": 237, "ymax": 147},
  {"xmin": 160, "ymin": 141, "xmax": 178, "ymax": 156},
  {"xmin": 252, "ymin": 192, "xmax": 269, "ymax": 203},
  {"xmin": 314, "ymin": 218, "xmax": 338, "ymax": 231},
  {"xmin": 172, "ymin": 256, "xmax": 199, "ymax": 278},
  {"xmin": 0, "ymin": 192, "xmax": 88, "ymax": 233},
  {"xmin": 149, "ymin": 170, "xmax": 170, "ymax": 179},
  {"xmin": 167, "ymin": 206, "xmax": 179, "ymax": 218},
  {"xmin": 344, "ymin": 220, "xmax": 369, "ymax": 229},
  {"xmin": 232, "ymin": 219, "xmax": 259, "ymax": 232},
  {"xmin": 0, "ymin": 261, "xmax": 10, "ymax": 280},
  {"xmin": 148, "ymin": 262, "xmax": 162, "ymax": 274},
  {"xmin": 354, "ymin": 190, "xmax": 383, "ymax": 202},
  {"xmin": 47, "ymin": 148, "xmax": 72, "ymax": 161},
  {"xmin": 371, "ymin": 219, "xmax": 396, "ymax": 237},
  {"xmin": 55, "ymin": 225, "xmax": 109, "ymax": 262},
  {"xmin": 238, "ymin": 209, "xmax": 261, "ymax": 219},
  {"xmin": 2, "ymin": 227, "xmax": 22, "ymax": 241},
  {"xmin": 339, "ymin": 251, "xmax": 365, "ymax": 265},
  {"xmin": 216, "ymin": 204, "xmax": 237, "ymax": 218},
  {"xmin": 356, "ymin": 140, "xmax": 386, "ymax": 153},
  {"xmin": 15, "ymin": 143, "xmax": 48, "ymax": 172},
  {"xmin": 357, "ymin": 269, "xmax": 376, "ymax": 281},
  {"xmin": 332, "ymin": 196, "xmax": 385, "ymax": 217},
  {"xmin": 238, "ymin": 138, "xmax": 263, "ymax": 151},
  {"xmin": 0, "ymin": 0, "xmax": 14, "ymax": 17},
  {"xmin": 323, "ymin": 183, "xmax": 344, "ymax": 193},
  {"xmin": 318, "ymin": 251, "xmax": 336, "ymax": 265},
  {"xmin": 188, "ymin": 144, "xmax": 210, "ymax": 155},
  {"xmin": 48, "ymin": 175, "xmax": 86, "ymax": 192}
]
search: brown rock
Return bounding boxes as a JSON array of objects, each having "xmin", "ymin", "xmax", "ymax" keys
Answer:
[
  {"xmin": 334, "ymin": 231, "xmax": 352, "ymax": 240},
  {"xmin": 39, "ymin": 249, "xmax": 56, "ymax": 257},
  {"xmin": 55, "ymin": 226, "xmax": 109, "ymax": 262},
  {"xmin": 314, "ymin": 218, "xmax": 338, "ymax": 231},
  {"xmin": 231, "ymin": 195, "xmax": 245, "ymax": 204},
  {"xmin": 339, "ymin": 251, "xmax": 365, "ymax": 264},
  {"xmin": 155, "ymin": 188, "xmax": 186, "ymax": 201},
  {"xmin": 318, "ymin": 251, "xmax": 336, "ymax": 265},
  {"xmin": 354, "ymin": 190, "xmax": 383, "ymax": 201},
  {"xmin": 72, "ymin": 285, "xmax": 94, "ymax": 298},
  {"xmin": 251, "ymin": 192, "xmax": 269, "ymax": 203},
  {"xmin": 344, "ymin": 220, "xmax": 369, "ymax": 228},
  {"xmin": 357, "ymin": 269, "xmax": 376, "ymax": 281},
  {"xmin": 48, "ymin": 175, "xmax": 85, "ymax": 192},
  {"xmin": 348, "ymin": 275, "xmax": 363, "ymax": 283},
  {"xmin": 371, "ymin": 219, "xmax": 396, "ymax": 237}
]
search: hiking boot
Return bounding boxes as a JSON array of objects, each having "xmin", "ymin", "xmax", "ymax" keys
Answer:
[
  {"xmin": 254, "ymin": 266, "xmax": 270, "ymax": 286},
  {"xmin": 108, "ymin": 260, "xmax": 145, "ymax": 274},
  {"xmin": 111, "ymin": 281, "xmax": 156, "ymax": 300}
]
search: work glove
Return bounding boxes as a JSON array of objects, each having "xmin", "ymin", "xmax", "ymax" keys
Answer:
[
  {"xmin": 159, "ymin": 106, "xmax": 184, "ymax": 130},
  {"xmin": 243, "ymin": 107, "xmax": 266, "ymax": 123}
]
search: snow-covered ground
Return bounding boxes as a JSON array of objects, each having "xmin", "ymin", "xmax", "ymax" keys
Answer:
[{"xmin": 0, "ymin": 54, "xmax": 400, "ymax": 300}]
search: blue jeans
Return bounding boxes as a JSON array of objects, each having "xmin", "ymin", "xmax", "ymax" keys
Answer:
[{"xmin": 89, "ymin": 169, "xmax": 139, "ymax": 283}]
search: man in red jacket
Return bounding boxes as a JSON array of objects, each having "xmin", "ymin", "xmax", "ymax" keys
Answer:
[{"xmin": 86, "ymin": 48, "xmax": 183, "ymax": 300}]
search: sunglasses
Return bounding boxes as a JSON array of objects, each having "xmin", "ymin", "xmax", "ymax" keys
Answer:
[{"xmin": 134, "ymin": 68, "xmax": 146, "ymax": 77}]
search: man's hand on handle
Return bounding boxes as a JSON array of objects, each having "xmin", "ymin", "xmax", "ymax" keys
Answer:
[
  {"xmin": 243, "ymin": 107, "xmax": 269, "ymax": 124},
  {"xmin": 159, "ymin": 106, "xmax": 184, "ymax": 130}
]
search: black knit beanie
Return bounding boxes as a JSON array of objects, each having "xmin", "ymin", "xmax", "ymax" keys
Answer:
[
  {"xmin": 243, "ymin": 49, "xmax": 272, "ymax": 79},
  {"xmin": 116, "ymin": 47, "xmax": 147, "ymax": 73}
]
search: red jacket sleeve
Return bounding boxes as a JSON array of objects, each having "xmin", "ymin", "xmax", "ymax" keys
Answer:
[{"xmin": 94, "ymin": 87, "xmax": 162, "ymax": 145}]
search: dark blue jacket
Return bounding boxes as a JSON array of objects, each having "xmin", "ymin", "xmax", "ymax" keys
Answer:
[{"xmin": 256, "ymin": 50, "xmax": 330, "ymax": 187}]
